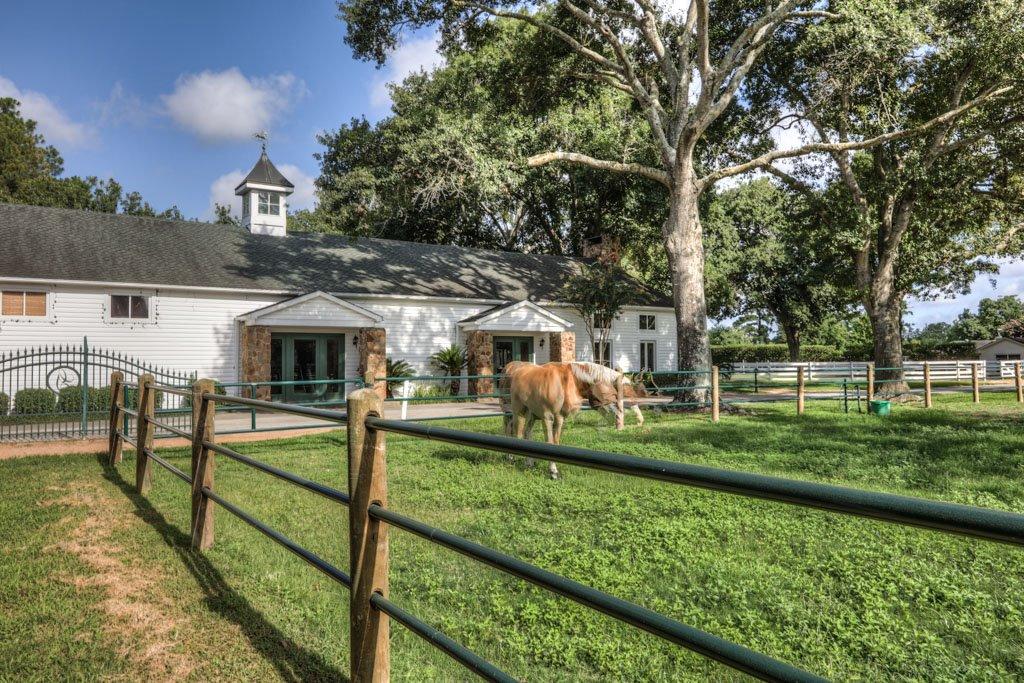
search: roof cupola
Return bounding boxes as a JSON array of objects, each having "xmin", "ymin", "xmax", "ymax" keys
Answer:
[{"xmin": 234, "ymin": 134, "xmax": 294, "ymax": 237}]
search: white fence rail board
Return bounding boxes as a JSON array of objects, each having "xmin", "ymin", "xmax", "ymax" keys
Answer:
[{"xmin": 723, "ymin": 360, "xmax": 1015, "ymax": 382}]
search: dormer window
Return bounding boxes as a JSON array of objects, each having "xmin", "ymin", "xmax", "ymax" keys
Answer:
[{"xmin": 258, "ymin": 191, "xmax": 280, "ymax": 216}]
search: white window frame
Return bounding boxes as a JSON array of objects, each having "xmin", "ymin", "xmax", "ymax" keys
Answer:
[
  {"xmin": 105, "ymin": 293, "xmax": 155, "ymax": 325},
  {"xmin": 242, "ymin": 194, "xmax": 250, "ymax": 217},
  {"xmin": 639, "ymin": 340, "xmax": 657, "ymax": 371},
  {"xmin": 639, "ymin": 313, "xmax": 656, "ymax": 331},
  {"xmin": 257, "ymin": 191, "xmax": 281, "ymax": 216},
  {"xmin": 0, "ymin": 287, "xmax": 53, "ymax": 322}
]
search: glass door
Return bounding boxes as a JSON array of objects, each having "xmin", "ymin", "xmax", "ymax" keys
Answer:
[
  {"xmin": 270, "ymin": 333, "xmax": 346, "ymax": 403},
  {"xmin": 493, "ymin": 336, "xmax": 534, "ymax": 373}
]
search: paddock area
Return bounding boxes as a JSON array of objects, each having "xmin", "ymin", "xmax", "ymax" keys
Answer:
[{"xmin": 2, "ymin": 393, "xmax": 1023, "ymax": 680}]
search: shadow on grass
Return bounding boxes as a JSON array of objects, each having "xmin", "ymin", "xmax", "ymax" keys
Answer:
[{"xmin": 96, "ymin": 454, "xmax": 348, "ymax": 683}]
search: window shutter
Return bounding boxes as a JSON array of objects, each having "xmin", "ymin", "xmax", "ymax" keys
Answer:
[
  {"xmin": 1, "ymin": 291, "xmax": 23, "ymax": 316},
  {"xmin": 24, "ymin": 292, "xmax": 46, "ymax": 316}
]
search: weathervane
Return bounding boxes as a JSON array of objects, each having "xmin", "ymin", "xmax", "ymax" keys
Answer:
[{"xmin": 254, "ymin": 130, "xmax": 269, "ymax": 153}]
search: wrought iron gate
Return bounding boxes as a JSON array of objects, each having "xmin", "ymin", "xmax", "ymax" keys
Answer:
[{"xmin": 0, "ymin": 337, "xmax": 192, "ymax": 441}]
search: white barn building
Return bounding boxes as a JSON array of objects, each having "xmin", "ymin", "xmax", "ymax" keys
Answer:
[{"xmin": 0, "ymin": 151, "xmax": 677, "ymax": 400}]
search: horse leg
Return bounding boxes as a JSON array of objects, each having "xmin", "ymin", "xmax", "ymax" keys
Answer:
[
  {"xmin": 543, "ymin": 415, "xmax": 560, "ymax": 479},
  {"xmin": 553, "ymin": 414, "xmax": 565, "ymax": 444},
  {"xmin": 632, "ymin": 404, "xmax": 644, "ymax": 427},
  {"xmin": 523, "ymin": 414, "xmax": 537, "ymax": 468}
]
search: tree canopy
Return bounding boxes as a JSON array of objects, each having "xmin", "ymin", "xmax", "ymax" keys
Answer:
[
  {"xmin": 771, "ymin": 0, "xmax": 1024, "ymax": 389},
  {"xmin": 313, "ymin": 19, "xmax": 665, "ymax": 277}
]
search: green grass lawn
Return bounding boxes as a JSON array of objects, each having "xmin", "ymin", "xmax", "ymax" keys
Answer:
[{"xmin": 2, "ymin": 392, "xmax": 1023, "ymax": 681}]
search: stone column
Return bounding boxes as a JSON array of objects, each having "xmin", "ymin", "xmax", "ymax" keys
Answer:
[
  {"xmin": 548, "ymin": 331, "xmax": 576, "ymax": 363},
  {"xmin": 358, "ymin": 327, "xmax": 387, "ymax": 399},
  {"xmin": 240, "ymin": 324, "xmax": 272, "ymax": 400},
  {"xmin": 466, "ymin": 330, "xmax": 494, "ymax": 396}
]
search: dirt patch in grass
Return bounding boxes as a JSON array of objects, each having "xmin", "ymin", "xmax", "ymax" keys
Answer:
[{"xmin": 40, "ymin": 482, "xmax": 197, "ymax": 681}]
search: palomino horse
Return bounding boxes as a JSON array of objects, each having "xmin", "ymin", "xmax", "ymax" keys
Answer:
[
  {"xmin": 569, "ymin": 361, "xmax": 647, "ymax": 427},
  {"xmin": 500, "ymin": 361, "xmax": 637, "ymax": 478}
]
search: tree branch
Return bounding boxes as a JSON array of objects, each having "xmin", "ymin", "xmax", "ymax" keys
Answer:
[
  {"xmin": 701, "ymin": 85, "xmax": 1015, "ymax": 186},
  {"xmin": 527, "ymin": 151, "xmax": 671, "ymax": 187}
]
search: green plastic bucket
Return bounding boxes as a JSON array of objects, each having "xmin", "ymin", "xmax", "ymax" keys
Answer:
[{"xmin": 869, "ymin": 399, "xmax": 891, "ymax": 416}]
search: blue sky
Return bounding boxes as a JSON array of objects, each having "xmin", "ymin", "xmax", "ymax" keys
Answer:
[
  {"xmin": 0, "ymin": 0, "xmax": 441, "ymax": 219},
  {"xmin": 0, "ymin": 0, "xmax": 1017, "ymax": 325}
]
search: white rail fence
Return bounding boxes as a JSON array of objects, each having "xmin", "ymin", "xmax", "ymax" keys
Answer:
[{"xmin": 725, "ymin": 360, "xmax": 1019, "ymax": 382}]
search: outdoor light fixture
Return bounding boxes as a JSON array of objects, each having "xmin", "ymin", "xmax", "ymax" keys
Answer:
[{"xmin": 540, "ymin": 338, "xmax": 545, "ymax": 348}]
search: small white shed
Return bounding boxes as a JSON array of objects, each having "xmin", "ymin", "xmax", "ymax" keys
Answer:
[{"xmin": 975, "ymin": 337, "xmax": 1024, "ymax": 362}]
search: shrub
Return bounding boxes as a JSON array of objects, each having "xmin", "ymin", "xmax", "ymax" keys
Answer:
[
  {"xmin": 413, "ymin": 384, "xmax": 452, "ymax": 399},
  {"xmin": 56, "ymin": 386, "xmax": 113, "ymax": 414},
  {"xmin": 902, "ymin": 340, "xmax": 977, "ymax": 360},
  {"xmin": 0, "ymin": 392, "xmax": 8, "ymax": 416},
  {"xmin": 385, "ymin": 357, "xmax": 415, "ymax": 398},
  {"xmin": 711, "ymin": 344, "xmax": 843, "ymax": 364},
  {"xmin": 430, "ymin": 345, "xmax": 467, "ymax": 395},
  {"xmin": 13, "ymin": 388, "xmax": 56, "ymax": 415}
]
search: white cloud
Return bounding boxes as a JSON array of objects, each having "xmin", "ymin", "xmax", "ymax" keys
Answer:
[
  {"xmin": 162, "ymin": 68, "xmax": 306, "ymax": 142},
  {"xmin": 95, "ymin": 82, "xmax": 153, "ymax": 127},
  {"xmin": 0, "ymin": 76, "xmax": 95, "ymax": 146},
  {"xmin": 370, "ymin": 34, "xmax": 445, "ymax": 109},
  {"xmin": 278, "ymin": 164, "xmax": 316, "ymax": 211},
  {"xmin": 207, "ymin": 164, "xmax": 316, "ymax": 221},
  {"xmin": 207, "ymin": 169, "xmax": 246, "ymax": 219}
]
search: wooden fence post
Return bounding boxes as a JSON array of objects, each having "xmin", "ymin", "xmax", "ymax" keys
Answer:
[
  {"xmin": 347, "ymin": 388, "xmax": 390, "ymax": 683},
  {"xmin": 796, "ymin": 367, "xmax": 805, "ymax": 415},
  {"xmin": 971, "ymin": 363, "xmax": 980, "ymax": 403},
  {"xmin": 135, "ymin": 374, "xmax": 155, "ymax": 494},
  {"xmin": 108, "ymin": 371, "xmax": 125, "ymax": 465},
  {"xmin": 711, "ymin": 366, "xmax": 720, "ymax": 423},
  {"xmin": 923, "ymin": 362, "xmax": 932, "ymax": 408},
  {"xmin": 866, "ymin": 364, "xmax": 875, "ymax": 403},
  {"xmin": 1016, "ymin": 361, "xmax": 1023, "ymax": 403},
  {"xmin": 191, "ymin": 379, "xmax": 217, "ymax": 551},
  {"xmin": 614, "ymin": 374, "xmax": 625, "ymax": 431}
]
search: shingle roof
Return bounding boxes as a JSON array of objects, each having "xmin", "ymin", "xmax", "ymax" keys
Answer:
[
  {"xmin": 234, "ymin": 151, "xmax": 294, "ymax": 191},
  {"xmin": 0, "ymin": 203, "xmax": 671, "ymax": 306}
]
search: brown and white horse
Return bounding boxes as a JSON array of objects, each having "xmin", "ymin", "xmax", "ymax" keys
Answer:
[{"xmin": 500, "ymin": 361, "xmax": 641, "ymax": 478}]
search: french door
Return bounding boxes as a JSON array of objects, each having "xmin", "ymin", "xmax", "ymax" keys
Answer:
[
  {"xmin": 493, "ymin": 336, "xmax": 534, "ymax": 374},
  {"xmin": 270, "ymin": 333, "xmax": 345, "ymax": 403}
]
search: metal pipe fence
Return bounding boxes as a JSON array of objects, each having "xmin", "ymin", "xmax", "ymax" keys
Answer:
[{"xmin": 104, "ymin": 374, "xmax": 1024, "ymax": 682}]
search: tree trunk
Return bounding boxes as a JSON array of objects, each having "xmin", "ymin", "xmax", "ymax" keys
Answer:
[
  {"xmin": 664, "ymin": 175, "xmax": 712, "ymax": 406},
  {"xmin": 868, "ymin": 292, "xmax": 909, "ymax": 397},
  {"xmin": 784, "ymin": 325, "xmax": 801, "ymax": 362},
  {"xmin": 772, "ymin": 308, "xmax": 801, "ymax": 361}
]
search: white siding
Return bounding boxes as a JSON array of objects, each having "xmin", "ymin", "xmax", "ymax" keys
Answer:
[
  {"xmin": 0, "ymin": 284, "xmax": 277, "ymax": 379},
  {"xmin": 548, "ymin": 306, "xmax": 677, "ymax": 372},
  {"xmin": 0, "ymin": 283, "xmax": 677, "ymax": 381}
]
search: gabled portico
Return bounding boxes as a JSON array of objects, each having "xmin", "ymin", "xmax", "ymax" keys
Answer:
[
  {"xmin": 237, "ymin": 291, "xmax": 386, "ymax": 400},
  {"xmin": 458, "ymin": 300, "xmax": 576, "ymax": 394}
]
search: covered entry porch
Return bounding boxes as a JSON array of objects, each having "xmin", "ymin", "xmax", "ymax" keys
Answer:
[
  {"xmin": 236, "ymin": 291, "xmax": 387, "ymax": 400},
  {"xmin": 459, "ymin": 300, "xmax": 576, "ymax": 394}
]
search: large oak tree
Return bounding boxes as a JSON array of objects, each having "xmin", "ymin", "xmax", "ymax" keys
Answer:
[
  {"xmin": 337, "ymin": 0, "xmax": 999, "ymax": 400},
  {"xmin": 773, "ymin": 0, "xmax": 1023, "ymax": 393}
]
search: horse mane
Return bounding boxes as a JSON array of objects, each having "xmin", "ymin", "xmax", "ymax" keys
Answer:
[{"xmin": 567, "ymin": 361, "xmax": 630, "ymax": 386}]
